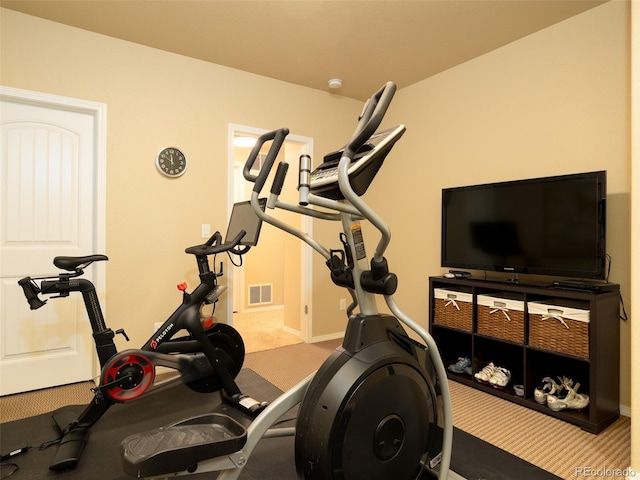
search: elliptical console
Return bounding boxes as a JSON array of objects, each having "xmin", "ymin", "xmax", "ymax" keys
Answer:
[{"xmin": 309, "ymin": 124, "xmax": 405, "ymax": 200}]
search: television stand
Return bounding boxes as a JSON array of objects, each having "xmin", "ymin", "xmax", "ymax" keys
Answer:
[
  {"xmin": 506, "ymin": 272, "xmax": 520, "ymax": 283},
  {"xmin": 429, "ymin": 276, "xmax": 620, "ymax": 434},
  {"xmin": 551, "ymin": 280, "xmax": 619, "ymax": 293}
]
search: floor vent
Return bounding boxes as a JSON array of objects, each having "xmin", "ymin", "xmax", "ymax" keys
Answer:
[{"xmin": 248, "ymin": 284, "xmax": 273, "ymax": 305}]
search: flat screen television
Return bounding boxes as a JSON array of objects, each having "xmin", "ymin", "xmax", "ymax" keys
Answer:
[{"xmin": 441, "ymin": 171, "xmax": 606, "ymax": 280}]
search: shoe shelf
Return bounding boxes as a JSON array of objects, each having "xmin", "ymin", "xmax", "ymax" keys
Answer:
[{"xmin": 429, "ymin": 276, "xmax": 620, "ymax": 434}]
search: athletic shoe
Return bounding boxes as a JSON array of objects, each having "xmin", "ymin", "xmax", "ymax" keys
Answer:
[
  {"xmin": 448, "ymin": 356, "xmax": 471, "ymax": 374},
  {"xmin": 547, "ymin": 380, "xmax": 589, "ymax": 411},
  {"xmin": 534, "ymin": 377, "xmax": 561, "ymax": 404},
  {"xmin": 474, "ymin": 362, "xmax": 497, "ymax": 383},
  {"xmin": 489, "ymin": 367, "xmax": 511, "ymax": 389}
]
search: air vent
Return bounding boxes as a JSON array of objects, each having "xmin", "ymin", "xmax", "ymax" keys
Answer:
[{"xmin": 248, "ymin": 284, "xmax": 272, "ymax": 306}]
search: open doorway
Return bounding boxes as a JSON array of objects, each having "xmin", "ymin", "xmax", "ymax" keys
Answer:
[{"xmin": 227, "ymin": 124, "xmax": 313, "ymax": 352}]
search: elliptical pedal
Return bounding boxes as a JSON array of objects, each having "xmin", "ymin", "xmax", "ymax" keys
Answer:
[{"xmin": 120, "ymin": 413, "xmax": 247, "ymax": 477}]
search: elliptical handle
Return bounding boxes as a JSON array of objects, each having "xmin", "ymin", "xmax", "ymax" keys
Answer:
[
  {"xmin": 271, "ymin": 162, "xmax": 289, "ymax": 196},
  {"xmin": 344, "ymin": 81, "xmax": 396, "ymax": 160},
  {"xmin": 242, "ymin": 128, "xmax": 290, "ymax": 194}
]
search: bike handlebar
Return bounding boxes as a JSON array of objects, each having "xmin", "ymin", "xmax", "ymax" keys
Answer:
[
  {"xmin": 20, "ymin": 229, "xmax": 242, "ymax": 311},
  {"xmin": 185, "ymin": 230, "xmax": 247, "ymax": 257},
  {"xmin": 18, "ymin": 277, "xmax": 47, "ymax": 310},
  {"xmin": 18, "ymin": 255, "xmax": 109, "ymax": 309}
]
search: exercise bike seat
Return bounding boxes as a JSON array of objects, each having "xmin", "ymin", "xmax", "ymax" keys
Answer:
[
  {"xmin": 120, "ymin": 413, "xmax": 247, "ymax": 477},
  {"xmin": 53, "ymin": 254, "xmax": 109, "ymax": 271}
]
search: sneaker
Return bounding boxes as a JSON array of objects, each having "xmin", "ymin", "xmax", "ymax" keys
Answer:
[
  {"xmin": 547, "ymin": 381, "xmax": 589, "ymax": 411},
  {"xmin": 489, "ymin": 367, "xmax": 511, "ymax": 389},
  {"xmin": 563, "ymin": 385, "xmax": 589, "ymax": 410},
  {"xmin": 534, "ymin": 377, "xmax": 561, "ymax": 405},
  {"xmin": 448, "ymin": 356, "xmax": 471, "ymax": 374},
  {"xmin": 474, "ymin": 362, "xmax": 496, "ymax": 383},
  {"xmin": 545, "ymin": 376, "xmax": 573, "ymax": 410}
]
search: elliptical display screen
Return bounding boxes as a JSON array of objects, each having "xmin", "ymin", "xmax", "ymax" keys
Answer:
[{"xmin": 309, "ymin": 125, "xmax": 405, "ymax": 200}]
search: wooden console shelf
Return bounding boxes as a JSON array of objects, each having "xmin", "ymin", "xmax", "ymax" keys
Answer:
[{"xmin": 428, "ymin": 276, "xmax": 620, "ymax": 434}]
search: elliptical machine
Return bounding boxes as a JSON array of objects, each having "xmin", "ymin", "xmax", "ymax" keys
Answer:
[
  {"xmin": 119, "ymin": 81, "xmax": 453, "ymax": 479},
  {"xmin": 245, "ymin": 81, "xmax": 453, "ymax": 479}
]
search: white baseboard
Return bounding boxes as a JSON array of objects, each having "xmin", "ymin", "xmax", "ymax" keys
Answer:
[
  {"xmin": 308, "ymin": 331, "xmax": 344, "ymax": 344},
  {"xmin": 620, "ymin": 403, "xmax": 631, "ymax": 417},
  {"xmin": 282, "ymin": 324, "xmax": 301, "ymax": 337}
]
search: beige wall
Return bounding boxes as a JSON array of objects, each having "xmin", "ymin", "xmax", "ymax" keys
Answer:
[
  {"xmin": 0, "ymin": 8, "xmax": 360, "ymax": 348},
  {"xmin": 1, "ymin": 0, "xmax": 633, "ymax": 440},
  {"xmin": 371, "ymin": 0, "xmax": 631, "ymax": 406}
]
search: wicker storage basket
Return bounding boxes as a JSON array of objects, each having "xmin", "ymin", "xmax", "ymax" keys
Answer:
[
  {"xmin": 528, "ymin": 301, "xmax": 590, "ymax": 358},
  {"xmin": 433, "ymin": 289, "xmax": 473, "ymax": 332},
  {"xmin": 477, "ymin": 294, "xmax": 525, "ymax": 343}
]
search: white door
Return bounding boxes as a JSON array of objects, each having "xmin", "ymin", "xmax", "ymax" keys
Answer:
[{"xmin": 0, "ymin": 87, "xmax": 106, "ymax": 395}]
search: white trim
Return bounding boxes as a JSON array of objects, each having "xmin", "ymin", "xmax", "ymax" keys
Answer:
[
  {"xmin": 283, "ymin": 323, "xmax": 301, "ymax": 338},
  {"xmin": 308, "ymin": 331, "xmax": 344, "ymax": 344},
  {"xmin": 0, "ymin": 86, "xmax": 107, "ymax": 378},
  {"xmin": 620, "ymin": 403, "xmax": 631, "ymax": 418}
]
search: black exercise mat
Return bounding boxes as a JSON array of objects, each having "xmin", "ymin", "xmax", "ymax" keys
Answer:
[{"xmin": 1, "ymin": 369, "xmax": 560, "ymax": 479}]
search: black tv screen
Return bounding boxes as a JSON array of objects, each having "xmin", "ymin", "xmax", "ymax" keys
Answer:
[{"xmin": 441, "ymin": 171, "xmax": 606, "ymax": 280}]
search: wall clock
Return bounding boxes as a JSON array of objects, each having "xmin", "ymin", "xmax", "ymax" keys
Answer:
[{"xmin": 156, "ymin": 147, "xmax": 187, "ymax": 178}]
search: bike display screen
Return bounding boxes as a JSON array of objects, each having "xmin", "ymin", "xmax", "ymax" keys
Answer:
[{"xmin": 225, "ymin": 198, "xmax": 267, "ymax": 246}]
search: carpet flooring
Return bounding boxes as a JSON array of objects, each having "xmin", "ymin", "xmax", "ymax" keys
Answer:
[
  {"xmin": 232, "ymin": 309, "xmax": 302, "ymax": 354},
  {"xmin": 0, "ymin": 368, "xmax": 562, "ymax": 480}
]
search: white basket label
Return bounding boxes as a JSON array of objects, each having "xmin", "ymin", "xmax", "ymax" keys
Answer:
[
  {"xmin": 528, "ymin": 302, "xmax": 590, "ymax": 323},
  {"xmin": 434, "ymin": 288, "xmax": 472, "ymax": 303},
  {"xmin": 477, "ymin": 294, "xmax": 524, "ymax": 312}
]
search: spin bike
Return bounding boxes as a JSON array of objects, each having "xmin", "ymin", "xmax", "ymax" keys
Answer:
[
  {"xmin": 118, "ymin": 81, "xmax": 453, "ymax": 480},
  {"xmin": 17, "ymin": 199, "xmax": 272, "ymax": 472}
]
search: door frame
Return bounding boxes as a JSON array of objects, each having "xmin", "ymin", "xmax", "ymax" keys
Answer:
[
  {"xmin": 227, "ymin": 123, "xmax": 313, "ymax": 342},
  {"xmin": 0, "ymin": 85, "xmax": 107, "ymax": 378}
]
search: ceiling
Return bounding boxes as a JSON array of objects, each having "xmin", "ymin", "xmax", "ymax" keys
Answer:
[{"xmin": 1, "ymin": 0, "xmax": 608, "ymax": 101}]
